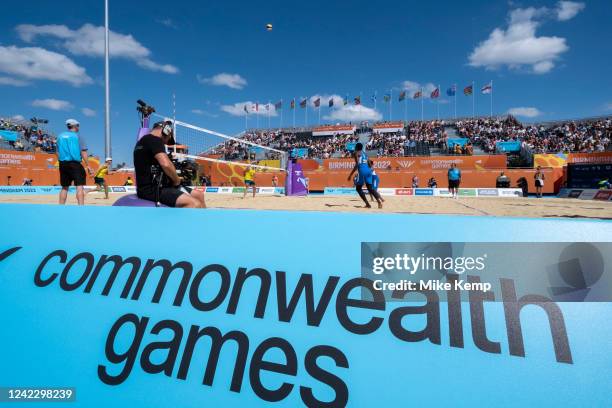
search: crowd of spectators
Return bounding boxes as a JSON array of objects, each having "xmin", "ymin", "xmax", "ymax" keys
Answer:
[
  {"xmin": 0, "ymin": 117, "xmax": 57, "ymax": 153},
  {"xmin": 455, "ymin": 116, "xmax": 611, "ymax": 154}
]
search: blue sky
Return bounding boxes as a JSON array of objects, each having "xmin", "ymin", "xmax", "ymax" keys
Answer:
[{"xmin": 0, "ymin": 0, "xmax": 610, "ymax": 165}]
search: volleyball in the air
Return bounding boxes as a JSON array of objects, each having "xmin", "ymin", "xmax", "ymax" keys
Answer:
[{"xmin": 266, "ymin": 23, "xmax": 273, "ymax": 31}]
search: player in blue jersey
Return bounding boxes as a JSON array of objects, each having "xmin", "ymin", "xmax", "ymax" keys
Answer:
[
  {"xmin": 348, "ymin": 143, "xmax": 383, "ymax": 208},
  {"xmin": 368, "ymin": 159, "xmax": 384, "ymax": 203}
]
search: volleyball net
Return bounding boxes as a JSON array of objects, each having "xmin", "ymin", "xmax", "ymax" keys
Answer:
[{"xmin": 153, "ymin": 113, "xmax": 288, "ymax": 172}]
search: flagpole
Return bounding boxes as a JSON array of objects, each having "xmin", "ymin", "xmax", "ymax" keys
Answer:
[
  {"xmin": 280, "ymin": 99, "xmax": 283, "ymax": 129},
  {"xmin": 472, "ymin": 81, "xmax": 475, "ymax": 119},
  {"xmin": 292, "ymin": 98, "xmax": 296, "ymax": 128},
  {"xmin": 437, "ymin": 84, "xmax": 440, "ymax": 120},
  {"xmin": 454, "ymin": 84, "xmax": 457, "ymax": 120},
  {"xmin": 490, "ymin": 80, "xmax": 493, "ymax": 118},
  {"xmin": 404, "ymin": 94, "xmax": 407, "ymax": 123},
  {"xmin": 374, "ymin": 90, "xmax": 377, "ymax": 112},
  {"xmin": 245, "ymin": 107, "xmax": 248, "ymax": 131},
  {"xmin": 268, "ymin": 101, "xmax": 271, "ymax": 129},
  {"xmin": 420, "ymin": 87, "xmax": 424, "ymax": 121},
  {"xmin": 305, "ymin": 99, "xmax": 308, "ymax": 126},
  {"xmin": 256, "ymin": 102, "xmax": 259, "ymax": 129},
  {"xmin": 318, "ymin": 100, "xmax": 321, "ymax": 125}
]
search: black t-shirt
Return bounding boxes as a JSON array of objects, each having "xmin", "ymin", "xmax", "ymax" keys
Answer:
[{"xmin": 133, "ymin": 134, "xmax": 166, "ymax": 196}]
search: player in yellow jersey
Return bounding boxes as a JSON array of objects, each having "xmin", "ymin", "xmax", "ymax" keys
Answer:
[
  {"xmin": 243, "ymin": 165, "xmax": 256, "ymax": 198},
  {"xmin": 88, "ymin": 157, "xmax": 113, "ymax": 199}
]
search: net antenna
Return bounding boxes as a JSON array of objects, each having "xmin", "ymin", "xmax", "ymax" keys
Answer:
[{"xmin": 152, "ymin": 113, "xmax": 288, "ymax": 172}]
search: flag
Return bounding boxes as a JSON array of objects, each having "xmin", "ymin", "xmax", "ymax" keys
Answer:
[
  {"xmin": 328, "ymin": 98, "xmax": 334, "ymax": 107},
  {"xmin": 481, "ymin": 82, "xmax": 492, "ymax": 94},
  {"xmin": 464, "ymin": 85, "xmax": 473, "ymax": 96},
  {"xmin": 290, "ymin": 99, "xmax": 295, "ymax": 109},
  {"xmin": 399, "ymin": 91, "xmax": 406, "ymax": 101},
  {"xmin": 413, "ymin": 91, "xmax": 422, "ymax": 99},
  {"xmin": 255, "ymin": 102, "xmax": 259, "ymax": 111},
  {"xmin": 314, "ymin": 97, "xmax": 321, "ymax": 108},
  {"xmin": 265, "ymin": 103, "xmax": 270, "ymax": 111},
  {"xmin": 275, "ymin": 100, "xmax": 282, "ymax": 110},
  {"xmin": 300, "ymin": 98, "xmax": 307, "ymax": 108},
  {"xmin": 243, "ymin": 104, "xmax": 248, "ymax": 114},
  {"xmin": 430, "ymin": 88, "xmax": 440, "ymax": 99},
  {"xmin": 343, "ymin": 96, "xmax": 348, "ymax": 105},
  {"xmin": 371, "ymin": 94, "xmax": 377, "ymax": 102},
  {"xmin": 446, "ymin": 85, "xmax": 456, "ymax": 96},
  {"xmin": 354, "ymin": 96, "xmax": 361, "ymax": 105},
  {"xmin": 384, "ymin": 94, "xmax": 391, "ymax": 102}
]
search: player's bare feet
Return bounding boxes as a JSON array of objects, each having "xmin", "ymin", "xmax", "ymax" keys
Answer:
[
  {"xmin": 378, "ymin": 201, "xmax": 383, "ymax": 209},
  {"xmin": 365, "ymin": 203, "xmax": 372, "ymax": 208}
]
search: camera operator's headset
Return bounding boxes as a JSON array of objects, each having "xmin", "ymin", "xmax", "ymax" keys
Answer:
[{"xmin": 151, "ymin": 120, "xmax": 175, "ymax": 206}]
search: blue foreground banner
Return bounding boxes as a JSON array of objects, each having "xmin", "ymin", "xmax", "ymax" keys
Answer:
[{"xmin": 0, "ymin": 204, "xmax": 611, "ymax": 407}]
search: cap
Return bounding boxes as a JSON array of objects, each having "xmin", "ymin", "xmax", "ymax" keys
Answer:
[
  {"xmin": 105, "ymin": 157, "xmax": 112, "ymax": 162},
  {"xmin": 65, "ymin": 118, "xmax": 80, "ymax": 127}
]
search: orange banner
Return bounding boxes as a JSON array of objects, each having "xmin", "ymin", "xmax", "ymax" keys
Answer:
[
  {"xmin": 567, "ymin": 152, "xmax": 612, "ymax": 164},
  {"xmin": 323, "ymin": 155, "xmax": 507, "ymax": 171}
]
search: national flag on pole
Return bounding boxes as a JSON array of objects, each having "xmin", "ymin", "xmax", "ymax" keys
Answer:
[
  {"xmin": 300, "ymin": 98, "xmax": 307, "ymax": 108},
  {"xmin": 430, "ymin": 88, "xmax": 440, "ymax": 99},
  {"xmin": 343, "ymin": 96, "xmax": 348, "ymax": 105},
  {"xmin": 371, "ymin": 94, "xmax": 377, "ymax": 102},
  {"xmin": 383, "ymin": 94, "xmax": 391, "ymax": 102},
  {"xmin": 354, "ymin": 96, "xmax": 361, "ymax": 105},
  {"xmin": 314, "ymin": 98, "xmax": 321, "ymax": 108},
  {"xmin": 413, "ymin": 91, "xmax": 422, "ymax": 99},
  {"xmin": 243, "ymin": 104, "xmax": 248, "ymax": 114},
  {"xmin": 255, "ymin": 102, "xmax": 259, "ymax": 111},
  {"xmin": 399, "ymin": 91, "xmax": 406, "ymax": 101},
  {"xmin": 464, "ymin": 85, "xmax": 473, "ymax": 96},
  {"xmin": 290, "ymin": 99, "xmax": 295, "ymax": 109},
  {"xmin": 481, "ymin": 82, "xmax": 492, "ymax": 94},
  {"xmin": 275, "ymin": 100, "xmax": 282, "ymax": 110},
  {"xmin": 328, "ymin": 98, "xmax": 334, "ymax": 107},
  {"xmin": 446, "ymin": 85, "xmax": 456, "ymax": 96},
  {"xmin": 265, "ymin": 103, "xmax": 270, "ymax": 111}
]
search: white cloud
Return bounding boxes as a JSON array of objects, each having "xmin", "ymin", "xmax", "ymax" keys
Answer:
[
  {"xmin": 400, "ymin": 81, "xmax": 437, "ymax": 98},
  {"xmin": 198, "ymin": 73, "xmax": 247, "ymax": 89},
  {"xmin": 191, "ymin": 109, "xmax": 219, "ymax": 118},
  {"xmin": 323, "ymin": 104, "xmax": 381, "ymax": 122},
  {"xmin": 603, "ymin": 103, "xmax": 612, "ymax": 112},
  {"xmin": 507, "ymin": 107, "xmax": 542, "ymax": 117},
  {"xmin": 556, "ymin": 1, "xmax": 585, "ymax": 21},
  {"xmin": 16, "ymin": 23, "xmax": 178, "ymax": 74},
  {"xmin": 12, "ymin": 115, "xmax": 25, "ymax": 121},
  {"xmin": 0, "ymin": 76, "xmax": 30, "ymax": 86},
  {"xmin": 32, "ymin": 98, "xmax": 73, "ymax": 111},
  {"xmin": 468, "ymin": 6, "xmax": 571, "ymax": 74},
  {"xmin": 0, "ymin": 45, "xmax": 91, "ymax": 86},
  {"xmin": 81, "ymin": 108, "xmax": 96, "ymax": 117},
  {"xmin": 221, "ymin": 101, "xmax": 277, "ymax": 117}
]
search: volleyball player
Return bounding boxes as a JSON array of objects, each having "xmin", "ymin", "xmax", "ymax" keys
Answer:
[
  {"xmin": 348, "ymin": 143, "xmax": 383, "ymax": 209},
  {"xmin": 368, "ymin": 160, "xmax": 384, "ymax": 203}
]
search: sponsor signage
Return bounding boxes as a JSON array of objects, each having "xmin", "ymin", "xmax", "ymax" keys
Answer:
[
  {"xmin": 377, "ymin": 188, "xmax": 396, "ymax": 196},
  {"xmin": 477, "ymin": 188, "xmax": 499, "ymax": 197},
  {"xmin": 568, "ymin": 189, "xmax": 583, "ymax": 198},
  {"xmin": 414, "ymin": 188, "xmax": 434, "ymax": 196},
  {"xmin": 578, "ymin": 190, "xmax": 597, "ymax": 200},
  {"xmin": 458, "ymin": 188, "xmax": 477, "ymax": 197},
  {"xmin": 594, "ymin": 190, "xmax": 612, "ymax": 201},
  {"xmin": 498, "ymin": 189, "xmax": 522, "ymax": 197},
  {"xmin": 205, "ymin": 187, "xmax": 219, "ymax": 193},
  {"xmin": 324, "ymin": 187, "xmax": 356, "ymax": 196},
  {"xmin": 0, "ymin": 206, "xmax": 610, "ymax": 406},
  {"xmin": 323, "ymin": 155, "xmax": 507, "ymax": 171},
  {"xmin": 110, "ymin": 187, "xmax": 126, "ymax": 193},
  {"xmin": 395, "ymin": 188, "xmax": 413, "ymax": 196},
  {"xmin": 435, "ymin": 188, "xmax": 451, "ymax": 197}
]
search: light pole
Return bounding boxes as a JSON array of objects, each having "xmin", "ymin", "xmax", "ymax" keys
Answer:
[{"xmin": 104, "ymin": 0, "xmax": 112, "ymax": 159}]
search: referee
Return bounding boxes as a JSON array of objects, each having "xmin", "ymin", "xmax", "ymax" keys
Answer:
[{"xmin": 56, "ymin": 119, "xmax": 92, "ymax": 205}]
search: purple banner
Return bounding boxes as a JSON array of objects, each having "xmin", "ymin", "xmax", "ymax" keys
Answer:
[{"xmin": 285, "ymin": 160, "xmax": 308, "ymax": 196}]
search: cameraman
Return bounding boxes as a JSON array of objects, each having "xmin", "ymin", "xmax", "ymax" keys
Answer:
[{"xmin": 133, "ymin": 121, "xmax": 205, "ymax": 208}]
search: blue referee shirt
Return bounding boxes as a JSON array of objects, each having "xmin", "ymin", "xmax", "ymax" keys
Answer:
[{"xmin": 57, "ymin": 131, "xmax": 87, "ymax": 162}]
